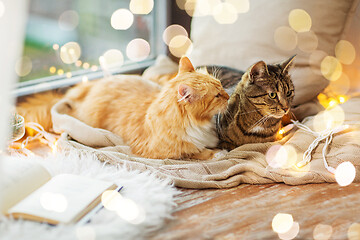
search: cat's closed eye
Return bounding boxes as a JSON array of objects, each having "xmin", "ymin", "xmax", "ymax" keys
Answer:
[{"xmin": 215, "ymin": 93, "xmax": 221, "ymax": 98}]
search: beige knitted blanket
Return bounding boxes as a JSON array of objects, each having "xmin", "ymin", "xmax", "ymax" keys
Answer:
[{"xmin": 50, "ymin": 92, "xmax": 360, "ymax": 189}]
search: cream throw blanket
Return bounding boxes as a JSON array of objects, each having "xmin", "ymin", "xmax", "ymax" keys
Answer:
[{"xmin": 50, "ymin": 91, "xmax": 360, "ymax": 189}]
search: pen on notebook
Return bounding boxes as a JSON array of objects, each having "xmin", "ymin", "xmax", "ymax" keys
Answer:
[{"xmin": 77, "ymin": 185, "xmax": 123, "ymax": 226}]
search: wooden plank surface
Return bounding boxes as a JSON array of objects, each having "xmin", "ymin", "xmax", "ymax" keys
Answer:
[{"xmin": 151, "ymin": 183, "xmax": 360, "ymax": 239}]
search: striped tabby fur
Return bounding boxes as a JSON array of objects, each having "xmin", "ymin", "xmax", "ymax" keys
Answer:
[{"xmin": 203, "ymin": 56, "xmax": 296, "ymax": 150}]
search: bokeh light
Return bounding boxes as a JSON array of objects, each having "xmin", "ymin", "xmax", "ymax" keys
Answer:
[
  {"xmin": 82, "ymin": 76, "xmax": 88, "ymax": 83},
  {"xmin": 313, "ymin": 224, "xmax": 333, "ymax": 240},
  {"xmin": 272, "ymin": 213, "xmax": 294, "ymax": 234},
  {"xmin": 297, "ymin": 31, "xmax": 318, "ymax": 52},
  {"xmin": 75, "ymin": 60, "xmax": 82, "ymax": 67},
  {"xmin": 83, "ymin": 62, "xmax": 90, "ymax": 69},
  {"xmin": 348, "ymin": 223, "xmax": 360, "ymax": 240},
  {"xmin": 274, "ymin": 26, "xmax": 297, "ymax": 51},
  {"xmin": 66, "ymin": 72, "xmax": 72, "ymax": 78},
  {"xmin": 309, "ymin": 50, "xmax": 327, "ymax": 75},
  {"xmin": 111, "ymin": 9, "xmax": 134, "ymax": 30},
  {"xmin": 49, "ymin": 66, "xmax": 56, "ymax": 74},
  {"xmin": 266, "ymin": 145, "xmax": 297, "ymax": 169},
  {"xmin": 278, "ymin": 221, "xmax": 300, "ymax": 240},
  {"xmin": 52, "ymin": 44, "xmax": 59, "ymax": 50},
  {"xmin": 76, "ymin": 226, "xmax": 96, "ymax": 240},
  {"xmin": 321, "ymin": 56, "xmax": 342, "ymax": 81},
  {"xmin": 184, "ymin": 0, "xmax": 197, "ymax": 17},
  {"xmin": 288, "ymin": 9, "xmax": 312, "ymax": 33},
  {"xmin": 57, "ymin": 69, "xmax": 64, "ymax": 75},
  {"xmin": 15, "ymin": 56, "xmax": 32, "ymax": 77},
  {"xmin": 327, "ymin": 72, "xmax": 350, "ymax": 96},
  {"xmin": 313, "ymin": 105, "xmax": 345, "ymax": 132},
  {"xmin": 101, "ymin": 190, "xmax": 146, "ymax": 224},
  {"xmin": 101, "ymin": 49, "xmax": 124, "ymax": 69},
  {"xmin": 335, "ymin": 161, "xmax": 356, "ymax": 186},
  {"xmin": 176, "ymin": 0, "xmax": 186, "ymax": 10},
  {"xmin": 58, "ymin": 10, "xmax": 79, "ymax": 31},
  {"xmin": 60, "ymin": 42, "xmax": 81, "ymax": 64},
  {"xmin": 126, "ymin": 38, "xmax": 151, "ymax": 61},
  {"xmin": 129, "ymin": 0, "xmax": 154, "ymax": 14},
  {"xmin": 226, "ymin": 0, "xmax": 250, "ymax": 13},
  {"xmin": 169, "ymin": 35, "xmax": 193, "ymax": 58},
  {"xmin": 40, "ymin": 192, "xmax": 68, "ymax": 213},
  {"xmin": 335, "ymin": 40, "xmax": 356, "ymax": 65},
  {"xmin": 116, "ymin": 198, "xmax": 146, "ymax": 224},
  {"xmin": 193, "ymin": 0, "xmax": 219, "ymax": 16},
  {"xmin": 162, "ymin": 24, "xmax": 188, "ymax": 46},
  {"xmin": 213, "ymin": 2, "xmax": 238, "ymax": 24},
  {"xmin": 0, "ymin": 1, "xmax": 4, "ymax": 18}
]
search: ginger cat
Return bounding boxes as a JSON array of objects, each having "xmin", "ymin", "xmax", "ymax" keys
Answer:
[{"xmin": 18, "ymin": 57, "xmax": 229, "ymax": 160}]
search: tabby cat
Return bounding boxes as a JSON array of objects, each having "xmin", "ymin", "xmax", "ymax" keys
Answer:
[
  {"xmin": 203, "ymin": 56, "xmax": 295, "ymax": 150},
  {"xmin": 17, "ymin": 57, "xmax": 229, "ymax": 160}
]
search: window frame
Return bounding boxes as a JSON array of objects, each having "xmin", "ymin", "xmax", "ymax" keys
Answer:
[{"xmin": 14, "ymin": 0, "xmax": 169, "ymax": 97}]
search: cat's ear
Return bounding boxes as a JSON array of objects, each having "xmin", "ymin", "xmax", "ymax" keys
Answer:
[
  {"xmin": 178, "ymin": 84, "xmax": 197, "ymax": 103},
  {"xmin": 280, "ymin": 55, "xmax": 296, "ymax": 74},
  {"xmin": 249, "ymin": 61, "xmax": 269, "ymax": 83},
  {"xmin": 178, "ymin": 56, "xmax": 195, "ymax": 73}
]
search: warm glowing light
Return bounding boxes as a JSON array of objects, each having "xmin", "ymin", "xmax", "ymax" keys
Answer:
[
  {"xmin": 0, "ymin": 1, "xmax": 4, "ymax": 18},
  {"xmin": 91, "ymin": 65, "xmax": 98, "ymax": 71},
  {"xmin": 278, "ymin": 221, "xmax": 300, "ymax": 240},
  {"xmin": 60, "ymin": 42, "xmax": 81, "ymax": 64},
  {"xmin": 288, "ymin": 9, "xmax": 312, "ymax": 32},
  {"xmin": 115, "ymin": 198, "xmax": 146, "ymax": 224},
  {"xmin": 40, "ymin": 192, "xmax": 68, "ymax": 212},
  {"xmin": 102, "ymin": 49, "xmax": 124, "ymax": 69},
  {"xmin": 328, "ymin": 72, "xmax": 350, "ymax": 96},
  {"xmin": 129, "ymin": 0, "xmax": 154, "ymax": 14},
  {"xmin": 15, "ymin": 56, "xmax": 32, "ymax": 77},
  {"xmin": 278, "ymin": 129, "xmax": 285, "ymax": 135},
  {"xmin": 58, "ymin": 10, "xmax": 79, "ymax": 31},
  {"xmin": 75, "ymin": 60, "xmax": 82, "ymax": 67},
  {"xmin": 101, "ymin": 190, "xmax": 123, "ymax": 211},
  {"xmin": 347, "ymin": 223, "xmax": 360, "ymax": 240},
  {"xmin": 51, "ymin": 141, "xmax": 58, "ymax": 153},
  {"xmin": 49, "ymin": 66, "xmax": 56, "ymax": 74},
  {"xmin": 169, "ymin": 35, "xmax": 193, "ymax": 58},
  {"xmin": 338, "ymin": 96, "xmax": 347, "ymax": 104},
  {"xmin": 226, "ymin": 0, "xmax": 250, "ymax": 13},
  {"xmin": 111, "ymin": 9, "xmax": 134, "ymax": 30},
  {"xmin": 313, "ymin": 105, "xmax": 345, "ymax": 132},
  {"xmin": 328, "ymin": 99, "xmax": 337, "ymax": 108},
  {"xmin": 83, "ymin": 62, "xmax": 90, "ymax": 69},
  {"xmin": 272, "ymin": 213, "xmax": 294, "ymax": 234},
  {"xmin": 82, "ymin": 76, "xmax": 88, "ymax": 83},
  {"xmin": 335, "ymin": 161, "xmax": 356, "ymax": 186},
  {"xmin": 309, "ymin": 50, "xmax": 327, "ymax": 75},
  {"xmin": 126, "ymin": 38, "xmax": 151, "ymax": 61},
  {"xmin": 321, "ymin": 56, "xmax": 342, "ymax": 81},
  {"xmin": 335, "ymin": 40, "xmax": 356, "ymax": 65},
  {"xmin": 66, "ymin": 72, "xmax": 72, "ymax": 78},
  {"xmin": 266, "ymin": 145, "xmax": 297, "ymax": 169},
  {"xmin": 52, "ymin": 44, "xmax": 59, "ymax": 50},
  {"xmin": 274, "ymin": 26, "xmax": 297, "ymax": 51},
  {"xmin": 313, "ymin": 224, "xmax": 333, "ymax": 240},
  {"xmin": 184, "ymin": 0, "xmax": 197, "ymax": 17},
  {"xmin": 213, "ymin": 2, "xmax": 238, "ymax": 24},
  {"xmin": 76, "ymin": 226, "xmax": 96, "ymax": 240},
  {"xmin": 176, "ymin": 0, "xmax": 186, "ymax": 10},
  {"xmin": 297, "ymin": 31, "xmax": 318, "ymax": 52},
  {"xmin": 162, "ymin": 24, "xmax": 188, "ymax": 46},
  {"xmin": 57, "ymin": 69, "xmax": 64, "ymax": 75}
]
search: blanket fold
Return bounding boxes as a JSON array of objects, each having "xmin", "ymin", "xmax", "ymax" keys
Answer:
[{"xmin": 52, "ymin": 92, "xmax": 360, "ymax": 189}]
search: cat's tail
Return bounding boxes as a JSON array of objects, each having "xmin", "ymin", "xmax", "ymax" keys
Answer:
[{"xmin": 16, "ymin": 91, "xmax": 64, "ymax": 132}]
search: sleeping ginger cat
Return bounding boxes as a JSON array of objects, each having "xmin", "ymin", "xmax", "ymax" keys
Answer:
[{"xmin": 17, "ymin": 57, "xmax": 229, "ymax": 160}]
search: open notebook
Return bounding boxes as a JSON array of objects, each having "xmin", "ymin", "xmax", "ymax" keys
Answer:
[{"xmin": 0, "ymin": 157, "xmax": 120, "ymax": 225}]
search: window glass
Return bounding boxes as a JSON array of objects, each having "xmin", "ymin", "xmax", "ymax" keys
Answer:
[{"xmin": 18, "ymin": 0, "xmax": 155, "ymax": 83}]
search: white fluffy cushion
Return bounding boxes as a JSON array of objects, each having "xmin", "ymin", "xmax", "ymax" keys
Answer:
[{"xmin": 188, "ymin": 0, "xmax": 359, "ymax": 119}]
